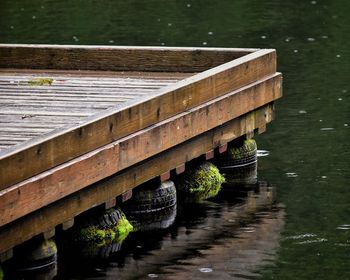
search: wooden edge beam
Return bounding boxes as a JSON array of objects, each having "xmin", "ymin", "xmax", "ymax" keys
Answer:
[
  {"xmin": 0, "ymin": 73, "xmax": 282, "ymax": 227},
  {"xmin": 0, "ymin": 44, "xmax": 258, "ymax": 72},
  {"xmin": 0, "ymin": 103, "xmax": 275, "ymax": 254},
  {"xmin": 0, "ymin": 50, "xmax": 278, "ymax": 189}
]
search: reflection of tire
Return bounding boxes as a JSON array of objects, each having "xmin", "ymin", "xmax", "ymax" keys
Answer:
[
  {"xmin": 12, "ymin": 239, "xmax": 57, "ymax": 272},
  {"xmin": 123, "ymin": 180, "xmax": 177, "ymax": 214},
  {"xmin": 218, "ymin": 139, "xmax": 257, "ymax": 169},
  {"xmin": 223, "ymin": 161, "xmax": 258, "ymax": 186},
  {"xmin": 78, "ymin": 240, "xmax": 123, "ymax": 259},
  {"xmin": 128, "ymin": 205, "xmax": 177, "ymax": 232}
]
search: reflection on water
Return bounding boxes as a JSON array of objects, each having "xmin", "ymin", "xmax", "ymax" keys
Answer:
[
  {"xmin": 56, "ymin": 183, "xmax": 284, "ymax": 280},
  {"xmin": 1, "ymin": 0, "xmax": 349, "ymax": 278}
]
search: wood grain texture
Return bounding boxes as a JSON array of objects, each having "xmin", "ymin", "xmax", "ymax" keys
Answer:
[
  {"xmin": 0, "ymin": 73, "xmax": 282, "ymax": 227},
  {"xmin": 0, "ymin": 103, "xmax": 274, "ymax": 255},
  {"xmin": 0, "ymin": 44, "xmax": 257, "ymax": 72},
  {"xmin": 0, "ymin": 49, "xmax": 277, "ymax": 189}
]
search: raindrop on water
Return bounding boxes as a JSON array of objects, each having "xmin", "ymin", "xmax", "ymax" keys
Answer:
[
  {"xmin": 344, "ymin": 124, "xmax": 348, "ymax": 127},
  {"xmin": 336, "ymin": 54, "xmax": 341, "ymax": 58},
  {"xmin": 286, "ymin": 172, "xmax": 298, "ymax": 178},
  {"xmin": 109, "ymin": 40, "xmax": 114, "ymax": 43},
  {"xmin": 187, "ymin": 3, "xmax": 191, "ymax": 8},
  {"xmin": 307, "ymin": 37, "xmax": 315, "ymax": 42},
  {"xmin": 311, "ymin": 1, "xmax": 317, "ymax": 4},
  {"xmin": 32, "ymin": 15, "xmax": 36, "ymax": 20},
  {"xmin": 168, "ymin": 23, "xmax": 172, "ymax": 27},
  {"xmin": 321, "ymin": 35, "xmax": 328, "ymax": 39},
  {"xmin": 199, "ymin": 268, "xmax": 213, "ymax": 273},
  {"xmin": 338, "ymin": 98, "xmax": 343, "ymax": 101},
  {"xmin": 294, "ymin": 49, "xmax": 299, "ymax": 53},
  {"xmin": 320, "ymin": 127, "xmax": 334, "ymax": 131},
  {"xmin": 321, "ymin": 176, "xmax": 327, "ymax": 179},
  {"xmin": 202, "ymin": 42, "xmax": 207, "ymax": 46},
  {"xmin": 257, "ymin": 150, "xmax": 270, "ymax": 157},
  {"xmin": 261, "ymin": 35, "xmax": 267, "ymax": 39},
  {"xmin": 10, "ymin": 26, "xmax": 14, "ymax": 29},
  {"xmin": 299, "ymin": 110, "xmax": 307, "ymax": 114},
  {"xmin": 208, "ymin": 31, "xmax": 213, "ymax": 35},
  {"xmin": 73, "ymin": 36, "xmax": 79, "ymax": 42},
  {"xmin": 148, "ymin": 273, "xmax": 158, "ymax": 278}
]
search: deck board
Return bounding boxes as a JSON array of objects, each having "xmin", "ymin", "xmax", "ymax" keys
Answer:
[{"xmin": 0, "ymin": 70, "xmax": 192, "ymax": 151}]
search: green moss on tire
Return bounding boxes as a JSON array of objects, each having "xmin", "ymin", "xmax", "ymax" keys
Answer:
[
  {"xmin": 114, "ymin": 216, "xmax": 133, "ymax": 242},
  {"xmin": 177, "ymin": 161, "xmax": 225, "ymax": 202},
  {"xmin": 74, "ymin": 207, "xmax": 133, "ymax": 244}
]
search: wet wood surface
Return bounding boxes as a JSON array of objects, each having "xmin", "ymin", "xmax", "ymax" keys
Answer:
[
  {"xmin": 0, "ymin": 70, "xmax": 190, "ymax": 150},
  {"xmin": 0, "ymin": 45, "xmax": 282, "ymax": 255},
  {"xmin": 0, "ymin": 73, "xmax": 281, "ymax": 227},
  {"xmin": 0, "ymin": 47, "xmax": 276, "ymax": 189},
  {"xmin": 0, "ymin": 103, "xmax": 275, "ymax": 255}
]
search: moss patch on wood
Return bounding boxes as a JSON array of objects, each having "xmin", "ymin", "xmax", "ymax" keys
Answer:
[
  {"xmin": 177, "ymin": 161, "xmax": 225, "ymax": 202},
  {"xmin": 26, "ymin": 78, "xmax": 54, "ymax": 86}
]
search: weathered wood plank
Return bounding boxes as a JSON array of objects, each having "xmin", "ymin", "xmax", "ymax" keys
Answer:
[
  {"xmin": 0, "ymin": 49, "xmax": 277, "ymax": 189},
  {"xmin": 0, "ymin": 45, "xmax": 258, "ymax": 72},
  {"xmin": 0, "ymin": 103, "xmax": 274, "ymax": 254},
  {"xmin": 0, "ymin": 73, "xmax": 282, "ymax": 226}
]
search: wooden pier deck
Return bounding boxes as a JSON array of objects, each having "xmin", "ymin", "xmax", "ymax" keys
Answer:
[{"xmin": 0, "ymin": 44, "xmax": 282, "ymax": 259}]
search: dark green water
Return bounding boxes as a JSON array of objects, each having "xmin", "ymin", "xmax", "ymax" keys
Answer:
[{"xmin": 1, "ymin": 0, "xmax": 349, "ymax": 279}]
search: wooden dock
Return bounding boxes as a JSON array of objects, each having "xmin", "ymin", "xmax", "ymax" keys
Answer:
[{"xmin": 0, "ymin": 44, "xmax": 282, "ymax": 259}]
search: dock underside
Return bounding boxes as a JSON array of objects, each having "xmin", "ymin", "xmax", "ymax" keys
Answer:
[{"xmin": 0, "ymin": 45, "xmax": 282, "ymax": 258}]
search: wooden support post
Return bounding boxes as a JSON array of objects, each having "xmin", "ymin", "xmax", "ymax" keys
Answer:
[
  {"xmin": 62, "ymin": 219, "xmax": 74, "ymax": 231},
  {"xmin": 160, "ymin": 171, "xmax": 171, "ymax": 182},
  {"xmin": 43, "ymin": 228, "xmax": 55, "ymax": 239},
  {"xmin": 105, "ymin": 198, "xmax": 116, "ymax": 209},
  {"xmin": 205, "ymin": 150, "xmax": 214, "ymax": 160},
  {"xmin": 219, "ymin": 144, "xmax": 228, "ymax": 154},
  {"xmin": 175, "ymin": 164, "xmax": 186, "ymax": 174},
  {"xmin": 121, "ymin": 190, "xmax": 132, "ymax": 202}
]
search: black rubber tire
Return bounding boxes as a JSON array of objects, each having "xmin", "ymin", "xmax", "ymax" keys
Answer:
[
  {"xmin": 222, "ymin": 161, "xmax": 258, "ymax": 186},
  {"xmin": 123, "ymin": 180, "xmax": 177, "ymax": 214},
  {"xmin": 218, "ymin": 139, "xmax": 257, "ymax": 169},
  {"xmin": 80, "ymin": 207, "xmax": 124, "ymax": 229},
  {"xmin": 128, "ymin": 205, "xmax": 177, "ymax": 232}
]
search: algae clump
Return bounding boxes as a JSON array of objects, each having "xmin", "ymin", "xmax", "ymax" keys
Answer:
[
  {"xmin": 76, "ymin": 207, "xmax": 133, "ymax": 244},
  {"xmin": 177, "ymin": 161, "xmax": 225, "ymax": 202},
  {"xmin": 27, "ymin": 78, "xmax": 54, "ymax": 86},
  {"xmin": 227, "ymin": 139, "xmax": 257, "ymax": 159},
  {"xmin": 114, "ymin": 216, "xmax": 133, "ymax": 242}
]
